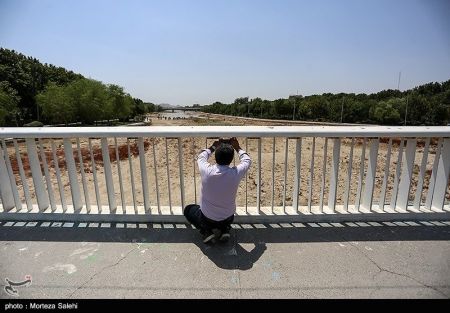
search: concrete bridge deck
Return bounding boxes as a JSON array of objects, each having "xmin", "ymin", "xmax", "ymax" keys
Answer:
[{"xmin": 1, "ymin": 220, "xmax": 449, "ymax": 299}]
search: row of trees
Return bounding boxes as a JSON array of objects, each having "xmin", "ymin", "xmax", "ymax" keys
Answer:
[
  {"xmin": 0, "ymin": 48, "xmax": 160, "ymax": 126},
  {"xmin": 36, "ymin": 80, "xmax": 134, "ymax": 124},
  {"xmin": 36, "ymin": 79, "xmax": 163, "ymax": 125},
  {"xmin": 3, "ymin": 47, "xmax": 448, "ymax": 126},
  {"xmin": 202, "ymin": 80, "xmax": 450, "ymax": 125}
]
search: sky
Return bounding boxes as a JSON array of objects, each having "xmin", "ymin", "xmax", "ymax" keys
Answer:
[{"xmin": 1, "ymin": 0, "xmax": 450, "ymax": 106}]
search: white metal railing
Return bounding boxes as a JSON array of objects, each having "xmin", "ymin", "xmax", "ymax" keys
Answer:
[{"xmin": 0, "ymin": 126, "xmax": 449, "ymax": 223}]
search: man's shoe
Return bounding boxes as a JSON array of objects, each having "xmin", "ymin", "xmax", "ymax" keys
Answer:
[
  {"xmin": 219, "ymin": 232, "xmax": 230, "ymax": 242},
  {"xmin": 202, "ymin": 231, "xmax": 216, "ymax": 243},
  {"xmin": 203, "ymin": 228, "xmax": 222, "ymax": 244}
]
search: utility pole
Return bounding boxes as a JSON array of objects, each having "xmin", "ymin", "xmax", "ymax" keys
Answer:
[
  {"xmin": 292, "ymin": 100, "xmax": 296, "ymax": 121},
  {"xmin": 398, "ymin": 71, "xmax": 408, "ymax": 125},
  {"xmin": 293, "ymin": 90, "xmax": 298, "ymax": 121},
  {"xmin": 404, "ymin": 95, "xmax": 408, "ymax": 126},
  {"xmin": 340, "ymin": 96, "xmax": 344, "ymax": 123},
  {"xmin": 34, "ymin": 79, "xmax": 40, "ymax": 121}
]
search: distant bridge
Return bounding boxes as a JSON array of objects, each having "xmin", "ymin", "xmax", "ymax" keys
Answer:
[{"xmin": 160, "ymin": 107, "xmax": 202, "ymax": 112}]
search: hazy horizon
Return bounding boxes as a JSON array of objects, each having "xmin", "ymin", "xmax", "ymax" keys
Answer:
[{"xmin": 1, "ymin": 0, "xmax": 449, "ymax": 106}]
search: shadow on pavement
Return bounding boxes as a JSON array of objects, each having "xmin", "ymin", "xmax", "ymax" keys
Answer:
[
  {"xmin": 1, "ymin": 220, "xmax": 450, "ymax": 244},
  {"xmin": 1, "ymin": 220, "xmax": 450, "ymax": 270},
  {"xmin": 194, "ymin": 239, "xmax": 267, "ymax": 270}
]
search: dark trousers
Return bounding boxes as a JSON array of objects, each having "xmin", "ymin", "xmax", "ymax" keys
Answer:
[{"xmin": 183, "ymin": 204, "xmax": 234, "ymax": 233}]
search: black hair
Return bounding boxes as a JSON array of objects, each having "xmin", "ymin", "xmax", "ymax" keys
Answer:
[{"xmin": 215, "ymin": 143, "xmax": 234, "ymax": 165}]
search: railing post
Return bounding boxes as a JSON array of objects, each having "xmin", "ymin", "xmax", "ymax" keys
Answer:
[
  {"xmin": 13, "ymin": 139, "xmax": 32, "ymax": 210},
  {"xmin": 328, "ymin": 138, "xmax": 340, "ymax": 211},
  {"xmin": 101, "ymin": 138, "xmax": 116, "ymax": 212},
  {"xmin": 38, "ymin": 139, "xmax": 57, "ymax": 212},
  {"xmin": 138, "ymin": 137, "xmax": 150, "ymax": 213},
  {"xmin": 319, "ymin": 137, "xmax": 328, "ymax": 212},
  {"xmin": 245, "ymin": 138, "xmax": 249, "ymax": 213},
  {"xmin": 257, "ymin": 138, "xmax": 262, "ymax": 213},
  {"xmin": 379, "ymin": 138, "xmax": 392, "ymax": 211},
  {"xmin": 76, "ymin": 138, "xmax": 90, "ymax": 212},
  {"xmin": 271, "ymin": 137, "xmax": 276, "ymax": 211},
  {"xmin": 282, "ymin": 138, "xmax": 289, "ymax": 212},
  {"xmin": 1, "ymin": 140, "xmax": 21, "ymax": 211},
  {"xmin": 127, "ymin": 138, "xmax": 137, "ymax": 213},
  {"xmin": 178, "ymin": 138, "xmax": 185, "ymax": 210},
  {"xmin": 431, "ymin": 138, "xmax": 450, "ymax": 211},
  {"xmin": 26, "ymin": 138, "xmax": 50, "ymax": 211},
  {"xmin": 307, "ymin": 137, "xmax": 316, "ymax": 211},
  {"xmin": 114, "ymin": 137, "xmax": 126, "ymax": 211},
  {"xmin": 390, "ymin": 139, "xmax": 404, "ymax": 210},
  {"xmin": 343, "ymin": 137, "xmax": 354, "ymax": 212},
  {"xmin": 361, "ymin": 138, "xmax": 379, "ymax": 212},
  {"xmin": 165, "ymin": 138, "xmax": 173, "ymax": 213},
  {"xmin": 0, "ymin": 143, "xmax": 15, "ymax": 211},
  {"xmin": 396, "ymin": 139, "xmax": 417, "ymax": 211},
  {"xmin": 192, "ymin": 138, "xmax": 197, "ymax": 204},
  {"xmin": 413, "ymin": 138, "xmax": 430, "ymax": 210},
  {"xmin": 63, "ymin": 138, "xmax": 82, "ymax": 212},
  {"xmin": 152, "ymin": 139, "xmax": 161, "ymax": 213},
  {"xmin": 355, "ymin": 138, "xmax": 366, "ymax": 211},
  {"xmin": 292, "ymin": 138, "xmax": 302, "ymax": 212},
  {"xmin": 425, "ymin": 138, "xmax": 443, "ymax": 210},
  {"xmin": 51, "ymin": 140, "xmax": 67, "ymax": 212},
  {"xmin": 88, "ymin": 138, "xmax": 102, "ymax": 212}
]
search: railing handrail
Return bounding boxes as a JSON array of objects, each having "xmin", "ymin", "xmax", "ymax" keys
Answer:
[{"xmin": 1, "ymin": 125, "xmax": 450, "ymax": 138}]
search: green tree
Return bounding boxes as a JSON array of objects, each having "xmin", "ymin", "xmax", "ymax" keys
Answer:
[
  {"xmin": 66, "ymin": 79, "xmax": 111, "ymax": 124},
  {"xmin": 373, "ymin": 100, "xmax": 401, "ymax": 125},
  {"xmin": 202, "ymin": 79, "xmax": 450, "ymax": 126},
  {"xmin": 273, "ymin": 98, "xmax": 292, "ymax": 118},
  {"xmin": 0, "ymin": 82, "xmax": 20, "ymax": 126},
  {"xmin": 250, "ymin": 97, "xmax": 263, "ymax": 118},
  {"xmin": 301, "ymin": 96, "xmax": 329, "ymax": 121},
  {"xmin": 0, "ymin": 48, "xmax": 83, "ymax": 123},
  {"xmin": 107, "ymin": 84, "xmax": 133, "ymax": 120},
  {"xmin": 36, "ymin": 83, "xmax": 76, "ymax": 124}
]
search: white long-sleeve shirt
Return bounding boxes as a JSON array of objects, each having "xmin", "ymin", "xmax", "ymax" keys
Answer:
[{"xmin": 197, "ymin": 148, "xmax": 252, "ymax": 221}]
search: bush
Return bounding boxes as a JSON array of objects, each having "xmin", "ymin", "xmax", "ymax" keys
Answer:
[{"xmin": 24, "ymin": 121, "xmax": 44, "ymax": 127}]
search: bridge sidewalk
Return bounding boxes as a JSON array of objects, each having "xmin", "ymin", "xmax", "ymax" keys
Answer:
[{"xmin": 1, "ymin": 220, "xmax": 450, "ymax": 299}]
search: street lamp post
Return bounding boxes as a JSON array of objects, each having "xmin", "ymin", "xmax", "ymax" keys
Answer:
[{"xmin": 340, "ymin": 96, "xmax": 344, "ymax": 123}]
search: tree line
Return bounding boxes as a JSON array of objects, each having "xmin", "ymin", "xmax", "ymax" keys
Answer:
[
  {"xmin": 0, "ymin": 48, "xmax": 161, "ymax": 126},
  {"xmin": 3, "ymin": 47, "xmax": 448, "ymax": 126},
  {"xmin": 202, "ymin": 80, "xmax": 450, "ymax": 126}
]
